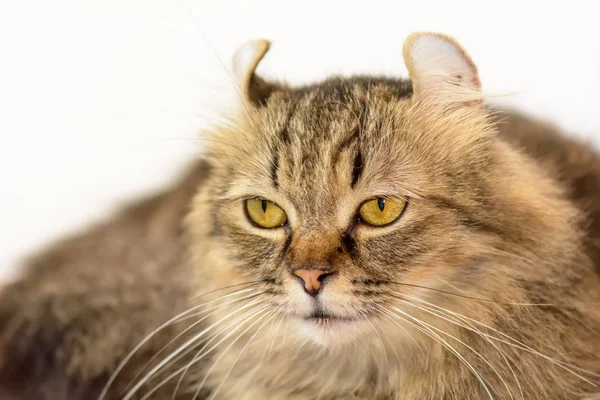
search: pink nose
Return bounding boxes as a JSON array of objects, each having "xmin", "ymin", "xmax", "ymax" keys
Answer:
[{"xmin": 293, "ymin": 269, "xmax": 331, "ymax": 296}]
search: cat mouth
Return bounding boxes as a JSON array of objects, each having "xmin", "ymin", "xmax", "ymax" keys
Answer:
[
  {"xmin": 304, "ymin": 311, "xmax": 355, "ymax": 323},
  {"xmin": 295, "ymin": 308, "xmax": 371, "ymax": 344},
  {"xmin": 298, "ymin": 310, "xmax": 369, "ymax": 344}
]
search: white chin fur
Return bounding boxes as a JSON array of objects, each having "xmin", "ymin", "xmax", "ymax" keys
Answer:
[{"xmin": 294, "ymin": 318, "xmax": 371, "ymax": 346}]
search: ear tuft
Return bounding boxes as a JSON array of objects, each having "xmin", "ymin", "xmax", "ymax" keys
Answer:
[
  {"xmin": 232, "ymin": 39, "xmax": 270, "ymax": 99},
  {"xmin": 403, "ymin": 32, "xmax": 482, "ymax": 106}
]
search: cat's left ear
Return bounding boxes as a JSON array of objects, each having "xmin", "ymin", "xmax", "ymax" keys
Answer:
[
  {"xmin": 403, "ymin": 32, "xmax": 482, "ymax": 107},
  {"xmin": 232, "ymin": 39, "xmax": 274, "ymax": 104}
]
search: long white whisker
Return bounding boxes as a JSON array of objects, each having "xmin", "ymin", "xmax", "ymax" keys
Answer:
[
  {"xmin": 206, "ymin": 311, "xmax": 277, "ymax": 400},
  {"xmin": 98, "ymin": 285, "xmax": 258, "ymax": 400},
  {"xmin": 279, "ymin": 317, "xmax": 291, "ymax": 352},
  {"xmin": 122, "ymin": 298, "xmax": 264, "ymax": 400},
  {"xmin": 361, "ymin": 310, "xmax": 391, "ymax": 375},
  {"xmin": 401, "ymin": 298, "xmax": 524, "ymax": 400},
  {"xmin": 272, "ymin": 335, "xmax": 310, "ymax": 383},
  {"xmin": 379, "ymin": 305, "xmax": 495, "ymax": 400},
  {"xmin": 123, "ymin": 290, "xmax": 264, "ymax": 393},
  {"xmin": 375, "ymin": 309, "xmax": 426, "ymax": 357},
  {"xmin": 192, "ymin": 309, "xmax": 271, "ymax": 400},
  {"xmin": 241, "ymin": 315, "xmax": 290, "ymax": 390},
  {"xmin": 264, "ymin": 314, "xmax": 284, "ymax": 361},
  {"xmin": 188, "ymin": 281, "xmax": 262, "ymax": 302},
  {"xmin": 371, "ymin": 316, "xmax": 401, "ymax": 386},
  {"xmin": 140, "ymin": 304, "xmax": 269, "ymax": 400},
  {"xmin": 169, "ymin": 304, "xmax": 269, "ymax": 398},
  {"xmin": 399, "ymin": 292, "xmax": 599, "ymax": 384},
  {"xmin": 136, "ymin": 305, "xmax": 265, "ymax": 400},
  {"xmin": 483, "ymin": 247, "xmax": 538, "ymax": 268},
  {"xmin": 393, "ymin": 303, "xmax": 515, "ymax": 400},
  {"xmin": 390, "ymin": 281, "xmax": 553, "ymax": 306}
]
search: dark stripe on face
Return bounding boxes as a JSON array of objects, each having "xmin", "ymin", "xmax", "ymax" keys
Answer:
[
  {"xmin": 332, "ymin": 126, "xmax": 364, "ymax": 188},
  {"xmin": 352, "ymin": 90, "xmax": 370, "ymax": 188},
  {"xmin": 332, "ymin": 124, "xmax": 358, "ymax": 157},
  {"xmin": 333, "ymin": 126, "xmax": 359, "ymax": 160},
  {"xmin": 280, "ymin": 227, "xmax": 293, "ymax": 261},
  {"xmin": 271, "ymin": 152, "xmax": 279, "ymax": 188},
  {"xmin": 351, "ymin": 149, "xmax": 363, "ymax": 188},
  {"xmin": 341, "ymin": 231, "xmax": 358, "ymax": 258},
  {"xmin": 280, "ymin": 124, "xmax": 291, "ymax": 145}
]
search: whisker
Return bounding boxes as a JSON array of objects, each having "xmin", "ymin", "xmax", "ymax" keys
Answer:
[
  {"xmin": 169, "ymin": 303, "xmax": 269, "ymax": 398},
  {"xmin": 190, "ymin": 281, "xmax": 262, "ymax": 301},
  {"xmin": 279, "ymin": 317, "xmax": 291, "ymax": 352},
  {"xmin": 138, "ymin": 304, "xmax": 267, "ymax": 400},
  {"xmin": 401, "ymin": 298, "xmax": 524, "ymax": 400},
  {"xmin": 389, "ymin": 281, "xmax": 555, "ymax": 306},
  {"xmin": 190, "ymin": 308, "xmax": 271, "ymax": 400},
  {"xmin": 205, "ymin": 311, "xmax": 277, "ymax": 400},
  {"xmin": 371, "ymin": 316, "xmax": 402, "ymax": 378},
  {"xmin": 237, "ymin": 314, "xmax": 288, "ymax": 392},
  {"xmin": 392, "ymin": 302, "xmax": 516, "ymax": 400},
  {"xmin": 379, "ymin": 305, "xmax": 495, "ymax": 400},
  {"xmin": 272, "ymin": 335, "xmax": 310, "ymax": 382},
  {"xmin": 399, "ymin": 292, "xmax": 599, "ymax": 384},
  {"xmin": 166, "ymin": 282, "xmax": 258, "ymax": 304},
  {"xmin": 375, "ymin": 310, "xmax": 425, "ymax": 357},
  {"xmin": 98, "ymin": 284, "xmax": 259, "ymax": 400},
  {"xmin": 122, "ymin": 290, "xmax": 264, "ymax": 394},
  {"xmin": 481, "ymin": 247, "xmax": 539, "ymax": 268},
  {"xmin": 361, "ymin": 310, "xmax": 391, "ymax": 375},
  {"xmin": 434, "ymin": 276, "xmax": 469, "ymax": 294},
  {"xmin": 140, "ymin": 304, "xmax": 269, "ymax": 400},
  {"xmin": 262, "ymin": 314, "xmax": 284, "ymax": 361},
  {"xmin": 137, "ymin": 364, "xmax": 194, "ymax": 400},
  {"xmin": 122, "ymin": 298, "xmax": 265, "ymax": 400}
]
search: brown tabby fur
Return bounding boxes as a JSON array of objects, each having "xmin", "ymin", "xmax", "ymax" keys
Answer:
[{"xmin": 1, "ymin": 39, "xmax": 599, "ymax": 399}]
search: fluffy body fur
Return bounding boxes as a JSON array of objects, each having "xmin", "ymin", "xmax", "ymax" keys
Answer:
[{"xmin": 1, "ymin": 34, "xmax": 599, "ymax": 399}]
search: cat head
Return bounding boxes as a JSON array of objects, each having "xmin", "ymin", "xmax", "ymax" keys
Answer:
[{"xmin": 187, "ymin": 33, "xmax": 580, "ymax": 347}]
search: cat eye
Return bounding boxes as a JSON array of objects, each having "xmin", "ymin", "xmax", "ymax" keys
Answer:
[
  {"xmin": 358, "ymin": 197, "xmax": 407, "ymax": 226},
  {"xmin": 245, "ymin": 198, "xmax": 287, "ymax": 228}
]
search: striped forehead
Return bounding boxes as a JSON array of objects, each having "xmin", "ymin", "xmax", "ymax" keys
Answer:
[
  {"xmin": 268, "ymin": 92, "xmax": 366, "ymax": 210},
  {"xmin": 246, "ymin": 77, "xmax": 414, "ymax": 214}
]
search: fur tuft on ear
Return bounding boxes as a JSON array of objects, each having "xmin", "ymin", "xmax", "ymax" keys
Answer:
[
  {"xmin": 403, "ymin": 32, "xmax": 483, "ymax": 106},
  {"xmin": 232, "ymin": 39, "xmax": 271, "ymax": 102}
]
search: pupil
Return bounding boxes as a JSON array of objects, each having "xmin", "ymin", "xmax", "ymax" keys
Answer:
[
  {"xmin": 377, "ymin": 198, "xmax": 385, "ymax": 211},
  {"xmin": 261, "ymin": 200, "xmax": 268, "ymax": 213}
]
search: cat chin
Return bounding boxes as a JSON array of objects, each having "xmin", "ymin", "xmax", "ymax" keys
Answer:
[{"xmin": 294, "ymin": 317, "xmax": 371, "ymax": 347}]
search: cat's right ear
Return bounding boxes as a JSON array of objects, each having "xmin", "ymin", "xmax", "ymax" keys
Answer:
[{"xmin": 232, "ymin": 39, "xmax": 275, "ymax": 105}]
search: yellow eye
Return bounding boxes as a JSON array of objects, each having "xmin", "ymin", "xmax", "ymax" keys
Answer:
[
  {"xmin": 246, "ymin": 198, "xmax": 287, "ymax": 228},
  {"xmin": 359, "ymin": 197, "xmax": 407, "ymax": 226}
]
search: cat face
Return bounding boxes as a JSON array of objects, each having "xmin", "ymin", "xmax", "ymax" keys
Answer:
[{"xmin": 188, "ymin": 34, "xmax": 578, "ymax": 347}]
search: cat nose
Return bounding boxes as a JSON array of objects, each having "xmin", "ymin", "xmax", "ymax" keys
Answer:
[{"xmin": 291, "ymin": 268, "xmax": 334, "ymax": 297}]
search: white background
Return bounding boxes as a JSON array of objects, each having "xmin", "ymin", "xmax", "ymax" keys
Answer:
[{"xmin": 1, "ymin": 0, "xmax": 599, "ymax": 280}]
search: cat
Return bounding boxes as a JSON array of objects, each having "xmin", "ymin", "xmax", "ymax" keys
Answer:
[{"xmin": 0, "ymin": 32, "xmax": 599, "ymax": 399}]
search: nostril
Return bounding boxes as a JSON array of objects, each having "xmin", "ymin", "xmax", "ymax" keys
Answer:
[{"xmin": 317, "ymin": 271, "xmax": 335, "ymax": 282}]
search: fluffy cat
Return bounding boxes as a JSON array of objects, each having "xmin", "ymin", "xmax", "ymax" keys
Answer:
[{"xmin": 1, "ymin": 32, "xmax": 599, "ymax": 400}]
